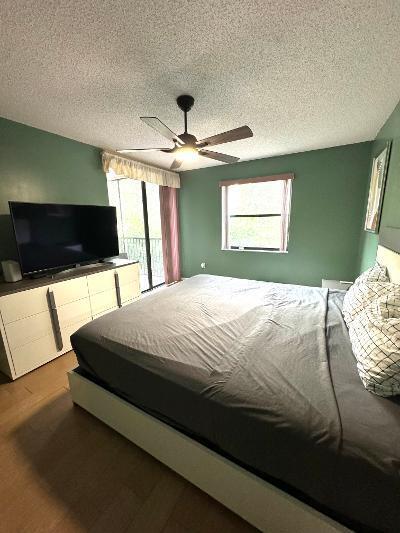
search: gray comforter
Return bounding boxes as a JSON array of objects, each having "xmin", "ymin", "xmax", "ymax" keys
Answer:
[{"xmin": 72, "ymin": 275, "xmax": 400, "ymax": 532}]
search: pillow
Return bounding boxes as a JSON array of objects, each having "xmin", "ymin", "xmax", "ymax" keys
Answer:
[
  {"xmin": 342, "ymin": 281, "xmax": 396, "ymax": 327},
  {"xmin": 371, "ymin": 289, "xmax": 400, "ymax": 319},
  {"xmin": 355, "ymin": 262, "xmax": 389, "ymax": 285},
  {"xmin": 349, "ymin": 308, "xmax": 400, "ymax": 397}
]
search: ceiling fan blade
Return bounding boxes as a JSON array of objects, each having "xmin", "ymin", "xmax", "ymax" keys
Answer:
[
  {"xmin": 197, "ymin": 125, "xmax": 253, "ymax": 148},
  {"xmin": 117, "ymin": 148, "xmax": 173, "ymax": 153},
  {"xmin": 170, "ymin": 159, "xmax": 183, "ymax": 170},
  {"xmin": 140, "ymin": 117, "xmax": 182, "ymax": 144},
  {"xmin": 199, "ymin": 150, "xmax": 240, "ymax": 164}
]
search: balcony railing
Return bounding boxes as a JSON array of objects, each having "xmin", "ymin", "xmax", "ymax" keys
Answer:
[{"xmin": 120, "ymin": 236, "xmax": 164, "ymax": 288}]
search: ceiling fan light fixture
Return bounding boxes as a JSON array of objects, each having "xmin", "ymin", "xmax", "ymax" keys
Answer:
[
  {"xmin": 117, "ymin": 95, "xmax": 253, "ymax": 169},
  {"xmin": 175, "ymin": 145, "xmax": 199, "ymax": 162}
]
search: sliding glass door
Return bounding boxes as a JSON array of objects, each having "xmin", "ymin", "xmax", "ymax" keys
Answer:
[
  {"xmin": 107, "ymin": 178, "xmax": 165, "ymax": 291},
  {"xmin": 145, "ymin": 182, "xmax": 165, "ymax": 288}
]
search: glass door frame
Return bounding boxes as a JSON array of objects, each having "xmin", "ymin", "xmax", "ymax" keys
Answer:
[{"xmin": 140, "ymin": 181, "xmax": 165, "ymax": 292}]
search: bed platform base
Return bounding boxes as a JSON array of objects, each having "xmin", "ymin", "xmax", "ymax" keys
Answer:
[{"xmin": 68, "ymin": 370, "xmax": 349, "ymax": 533}]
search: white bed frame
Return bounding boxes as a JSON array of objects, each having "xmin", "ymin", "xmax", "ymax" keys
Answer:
[
  {"xmin": 68, "ymin": 241, "xmax": 400, "ymax": 533},
  {"xmin": 68, "ymin": 370, "xmax": 348, "ymax": 532}
]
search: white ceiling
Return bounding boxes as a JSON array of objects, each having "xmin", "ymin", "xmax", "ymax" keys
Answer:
[{"xmin": 1, "ymin": 1, "xmax": 400, "ymax": 171}]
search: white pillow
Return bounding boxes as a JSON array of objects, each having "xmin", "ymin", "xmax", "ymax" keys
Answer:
[
  {"xmin": 355, "ymin": 262, "xmax": 389, "ymax": 285},
  {"xmin": 371, "ymin": 289, "xmax": 400, "ymax": 319},
  {"xmin": 342, "ymin": 281, "xmax": 395, "ymax": 327},
  {"xmin": 349, "ymin": 306, "xmax": 400, "ymax": 397}
]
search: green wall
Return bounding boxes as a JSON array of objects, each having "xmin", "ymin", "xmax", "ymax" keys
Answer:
[
  {"xmin": 358, "ymin": 100, "xmax": 400, "ymax": 272},
  {"xmin": 179, "ymin": 142, "xmax": 372, "ymax": 287},
  {"xmin": 0, "ymin": 117, "xmax": 108, "ymax": 260}
]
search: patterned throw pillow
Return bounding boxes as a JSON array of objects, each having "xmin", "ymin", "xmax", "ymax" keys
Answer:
[
  {"xmin": 342, "ymin": 281, "xmax": 395, "ymax": 327},
  {"xmin": 355, "ymin": 262, "xmax": 389, "ymax": 285},
  {"xmin": 349, "ymin": 307, "xmax": 400, "ymax": 397},
  {"xmin": 372, "ymin": 289, "xmax": 400, "ymax": 319}
]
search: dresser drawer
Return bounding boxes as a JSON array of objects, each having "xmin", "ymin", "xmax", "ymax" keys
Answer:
[
  {"xmin": 117, "ymin": 263, "xmax": 140, "ymax": 287},
  {"xmin": 62, "ymin": 319, "xmax": 91, "ymax": 352},
  {"xmin": 92, "ymin": 308, "xmax": 117, "ymax": 320},
  {"xmin": 11, "ymin": 334, "xmax": 60, "ymax": 377},
  {"xmin": 57, "ymin": 297, "xmax": 92, "ymax": 329},
  {"xmin": 90, "ymin": 288, "xmax": 118, "ymax": 316},
  {"xmin": 121, "ymin": 297, "xmax": 140, "ymax": 308},
  {"xmin": 87, "ymin": 270, "xmax": 116, "ymax": 295},
  {"xmin": 52, "ymin": 276, "xmax": 89, "ymax": 306},
  {"xmin": 0, "ymin": 285, "xmax": 50, "ymax": 324},
  {"xmin": 120, "ymin": 281, "xmax": 141, "ymax": 303},
  {"xmin": 5, "ymin": 311, "xmax": 54, "ymax": 351}
]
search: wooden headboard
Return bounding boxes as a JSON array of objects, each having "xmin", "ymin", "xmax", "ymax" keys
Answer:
[{"xmin": 377, "ymin": 227, "xmax": 400, "ymax": 283}]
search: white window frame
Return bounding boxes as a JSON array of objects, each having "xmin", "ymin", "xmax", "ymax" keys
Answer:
[{"xmin": 220, "ymin": 173, "xmax": 294, "ymax": 253}]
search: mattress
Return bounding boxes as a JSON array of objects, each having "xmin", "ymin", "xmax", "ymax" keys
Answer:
[{"xmin": 71, "ymin": 275, "xmax": 400, "ymax": 532}]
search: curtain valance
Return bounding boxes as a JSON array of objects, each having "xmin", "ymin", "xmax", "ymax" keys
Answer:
[
  {"xmin": 102, "ymin": 151, "xmax": 180, "ymax": 188},
  {"xmin": 218, "ymin": 173, "xmax": 294, "ymax": 187}
]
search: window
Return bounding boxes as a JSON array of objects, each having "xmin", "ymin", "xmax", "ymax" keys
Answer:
[
  {"xmin": 221, "ymin": 175, "xmax": 293, "ymax": 252},
  {"xmin": 107, "ymin": 177, "xmax": 165, "ymax": 291}
]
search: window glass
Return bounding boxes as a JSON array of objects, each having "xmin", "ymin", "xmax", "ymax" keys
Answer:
[
  {"xmin": 222, "ymin": 179, "xmax": 291, "ymax": 251},
  {"xmin": 228, "ymin": 181, "xmax": 283, "ymax": 215},
  {"xmin": 229, "ymin": 216, "xmax": 282, "ymax": 249},
  {"xmin": 145, "ymin": 183, "xmax": 164, "ymax": 287},
  {"xmin": 107, "ymin": 177, "xmax": 165, "ymax": 291}
]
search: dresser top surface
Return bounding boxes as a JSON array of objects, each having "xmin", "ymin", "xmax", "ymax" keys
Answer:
[{"xmin": 0, "ymin": 259, "xmax": 139, "ymax": 297}]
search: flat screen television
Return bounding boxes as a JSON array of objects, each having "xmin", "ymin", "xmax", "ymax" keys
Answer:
[{"xmin": 9, "ymin": 201, "xmax": 119, "ymax": 275}]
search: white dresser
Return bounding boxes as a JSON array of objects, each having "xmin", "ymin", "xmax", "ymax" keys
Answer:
[
  {"xmin": 0, "ymin": 261, "xmax": 140, "ymax": 379},
  {"xmin": 321, "ymin": 279, "xmax": 353, "ymax": 290}
]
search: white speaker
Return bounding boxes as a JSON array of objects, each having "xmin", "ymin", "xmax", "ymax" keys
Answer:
[{"xmin": 1, "ymin": 260, "xmax": 22, "ymax": 283}]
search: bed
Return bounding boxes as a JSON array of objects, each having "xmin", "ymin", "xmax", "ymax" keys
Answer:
[{"xmin": 69, "ymin": 239, "xmax": 400, "ymax": 533}]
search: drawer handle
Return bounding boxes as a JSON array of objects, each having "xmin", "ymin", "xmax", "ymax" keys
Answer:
[
  {"xmin": 47, "ymin": 289, "xmax": 63, "ymax": 351},
  {"xmin": 114, "ymin": 271, "xmax": 122, "ymax": 308}
]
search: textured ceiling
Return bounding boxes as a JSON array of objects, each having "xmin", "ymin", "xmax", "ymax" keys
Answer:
[{"xmin": 1, "ymin": 1, "xmax": 400, "ymax": 171}]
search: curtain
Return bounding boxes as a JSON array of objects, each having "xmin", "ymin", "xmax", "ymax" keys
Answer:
[
  {"xmin": 102, "ymin": 151, "xmax": 180, "ymax": 188},
  {"xmin": 280, "ymin": 179, "xmax": 292, "ymax": 251},
  {"xmin": 159, "ymin": 186, "xmax": 181, "ymax": 284}
]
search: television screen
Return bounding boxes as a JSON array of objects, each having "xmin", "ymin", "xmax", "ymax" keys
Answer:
[{"xmin": 9, "ymin": 202, "xmax": 119, "ymax": 275}]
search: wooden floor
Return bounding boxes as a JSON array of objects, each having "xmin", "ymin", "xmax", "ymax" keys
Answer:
[{"xmin": 0, "ymin": 352, "xmax": 258, "ymax": 533}]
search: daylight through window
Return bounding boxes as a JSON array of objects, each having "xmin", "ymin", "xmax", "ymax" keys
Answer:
[
  {"xmin": 221, "ymin": 175, "xmax": 293, "ymax": 252},
  {"xmin": 107, "ymin": 177, "xmax": 165, "ymax": 291}
]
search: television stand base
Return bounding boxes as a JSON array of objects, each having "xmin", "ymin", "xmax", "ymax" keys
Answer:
[
  {"xmin": 28, "ymin": 272, "xmax": 48, "ymax": 279},
  {"xmin": 49, "ymin": 263, "xmax": 106, "ymax": 279}
]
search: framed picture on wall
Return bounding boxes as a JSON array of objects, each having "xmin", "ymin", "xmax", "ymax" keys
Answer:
[{"xmin": 364, "ymin": 141, "xmax": 391, "ymax": 233}]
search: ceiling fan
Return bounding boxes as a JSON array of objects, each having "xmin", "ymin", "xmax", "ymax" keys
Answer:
[{"xmin": 117, "ymin": 95, "xmax": 253, "ymax": 170}]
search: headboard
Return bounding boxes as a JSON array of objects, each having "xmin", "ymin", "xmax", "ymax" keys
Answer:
[{"xmin": 377, "ymin": 227, "xmax": 400, "ymax": 283}]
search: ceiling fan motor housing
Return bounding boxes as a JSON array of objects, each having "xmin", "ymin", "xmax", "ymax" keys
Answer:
[
  {"xmin": 178, "ymin": 132, "xmax": 197, "ymax": 145},
  {"xmin": 176, "ymin": 94, "xmax": 195, "ymax": 113}
]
